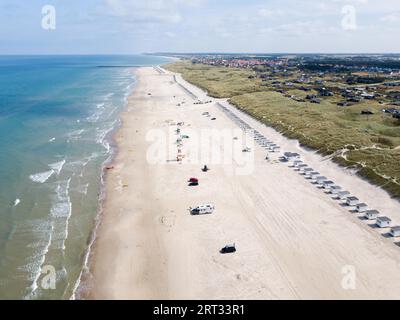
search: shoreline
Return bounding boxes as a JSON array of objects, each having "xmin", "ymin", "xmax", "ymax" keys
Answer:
[
  {"xmin": 71, "ymin": 69, "xmax": 138, "ymax": 300},
  {"xmin": 86, "ymin": 66, "xmax": 400, "ymax": 300}
]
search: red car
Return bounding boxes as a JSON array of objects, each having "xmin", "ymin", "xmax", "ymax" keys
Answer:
[{"xmin": 188, "ymin": 178, "xmax": 199, "ymax": 186}]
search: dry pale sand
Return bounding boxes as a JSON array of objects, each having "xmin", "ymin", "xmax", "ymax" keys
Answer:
[{"xmin": 87, "ymin": 66, "xmax": 400, "ymax": 300}]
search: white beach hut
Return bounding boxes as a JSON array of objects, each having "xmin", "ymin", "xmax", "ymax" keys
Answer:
[
  {"xmin": 365, "ymin": 210, "xmax": 380, "ymax": 220},
  {"xmin": 316, "ymin": 176, "xmax": 328, "ymax": 185},
  {"xmin": 329, "ymin": 186, "xmax": 342, "ymax": 194},
  {"xmin": 295, "ymin": 164, "xmax": 308, "ymax": 171},
  {"xmin": 346, "ymin": 196, "xmax": 359, "ymax": 206},
  {"xmin": 307, "ymin": 172, "xmax": 320, "ymax": 179},
  {"xmin": 323, "ymin": 181, "xmax": 335, "ymax": 189},
  {"xmin": 390, "ymin": 226, "xmax": 400, "ymax": 237},
  {"xmin": 356, "ymin": 203, "xmax": 368, "ymax": 213},
  {"xmin": 376, "ymin": 216, "xmax": 391, "ymax": 228},
  {"xmin": 302, "ymin": 167, "xmax": 313, "ymax": 174},
  {"xmin": 337, "ymin": 191, "xmax": 350, "ymax": 200},
  {"xmin": 283, "ymin": 152, "xmax": 300, "ymax": 161}
]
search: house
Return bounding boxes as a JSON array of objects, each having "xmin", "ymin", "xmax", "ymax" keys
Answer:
[
  {"xmin": 306, "ymin": 94, "xmax": 317, "ymax": 100},
  {"xmin": 356, "ymin": 203, "xmax": 368, "ymax": 212},
  {"xmin": 346, "ymin": 196, "xmax": 359, "ymax": 206},
  {"xmin": 390, "ymin": 226, "xmax": 400, "ymax": 237},
  {"xmin": 365, "ymin": 210, "xmax": 380, "ymax": 220},
  {"xmin": 316, "ymin": 87, "xmax": 334, "ymax": 97},
  {"xmin": 348, "ymin": 97, "xmax": 361, "ymax": 103},
  {"xmin": 361, "ymin": 110, "xmax": 374, "ymax": 115},
  {"xmin": 376, "ymin": 216, "xmax": 391, "ymax": 228},
  {"xmin": 361, "ymin": 93, "xmax": 375, "ymax": 99},
  {"xmin": 310, "ymin": 98, "xmax": 321, "ymax": 104}
]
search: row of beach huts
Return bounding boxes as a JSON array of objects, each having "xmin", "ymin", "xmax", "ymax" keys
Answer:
[
  {"xmin": 216, "ymin": 102, "xmax": 400, "ymax": 239},
  {"xmin": 216, "ymin": 103, "xmax": 281, "ymax": 153},
  {"xmin": 282, "ymin": 152, "xmax": 400, "ymax": 237}
]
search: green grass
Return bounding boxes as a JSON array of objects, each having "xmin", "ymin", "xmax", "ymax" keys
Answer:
[
  {"xmin": 165, "ymin": 61, "xmax": 400, "ymax": 199},
  {"xmin": 165, "ymin": 61, "xmax": 266, "ymax": 98}
]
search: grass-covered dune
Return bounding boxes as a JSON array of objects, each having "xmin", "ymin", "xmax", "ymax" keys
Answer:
[{"xmin": 165, "ymin": 61, "xmax": 400, "ymax": 199}]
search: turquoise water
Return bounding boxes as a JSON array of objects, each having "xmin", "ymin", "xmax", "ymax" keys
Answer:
[{"xmin": 0, "ymin": 55, "xmax": 171, "ymax": 299}]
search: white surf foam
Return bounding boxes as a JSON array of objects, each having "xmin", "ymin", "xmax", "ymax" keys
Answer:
[
  {"xmin": 50, "ymin": 179, "xmax": 72, "ymax": 251},
  {"xmin": 30, "ymin": 160, "xmax": 66, "ymax": 183},
  {"xmin": 13, "ymin": 198, "xmax": 21, "ymax": 207},
  {"xmin": 49, "ymin": 160, "xmax": 66, "ymax": 175},
  {"xmin": 23, "ymin": 221, "xmax": 54, "ymax": 299},
  {"xmin": 29, "ymin": 170, "xmax": 55, "ymax": 183}
]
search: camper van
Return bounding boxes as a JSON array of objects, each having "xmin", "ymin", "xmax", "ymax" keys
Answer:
[{"xmin": 190, "ymin": 204, "xmax": 215, "ymax": 215}]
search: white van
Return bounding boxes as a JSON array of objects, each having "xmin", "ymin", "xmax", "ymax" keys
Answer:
[{"xmin": 190, "ymin": 204, "xmax": 215, "ymax": 215}]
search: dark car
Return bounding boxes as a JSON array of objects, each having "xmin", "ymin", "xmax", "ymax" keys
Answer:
[{"xmin": 220, "ymin": 244, "xmax": 236, "ymax": 254}]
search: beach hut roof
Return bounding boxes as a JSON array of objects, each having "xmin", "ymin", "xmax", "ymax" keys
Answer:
[
  {"xmin": 366, "ymin": 210, "xmax": 379, "ymax": 215},
  {"xmin": 347, "ymin": 196, "xmax": 359, "ymax": 201},
  {"xmin": 377, "ymin": 216, "xmax": 391, "ymax": 222},
  {"xmin": 357, "ymin": 203, "xmax": 368, "ymax": 207},
  {"xmin": 391, "ymin": 226, "xmax": 400, "ymax": 232}
]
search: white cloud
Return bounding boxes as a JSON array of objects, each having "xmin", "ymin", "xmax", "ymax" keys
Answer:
[
  {"xmin": 380, "ymin": 13, "xmax": 400, "ymax": 22},
  {"xmin": 101, "ymin": 0, "xmax": 205, "ymax": 24},
  {"xmin": 165, "ymin": 31, "xmax": 176, "ymax": 38},
  {"xmin": 258, "ymin": 8, "xmax": 284, "ymax": 19}
]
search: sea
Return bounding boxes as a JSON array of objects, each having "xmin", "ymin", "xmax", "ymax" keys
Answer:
[{"xmin": 0, "ymin": 55, "xmax": 171, "ymax": 300}]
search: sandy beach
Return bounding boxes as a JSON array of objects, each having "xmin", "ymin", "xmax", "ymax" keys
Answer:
[{"xmin": 87, "ymin": 66, "xmax": 400, "ymax": 300}]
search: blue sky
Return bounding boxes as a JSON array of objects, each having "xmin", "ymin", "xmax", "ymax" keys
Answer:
[{"xmin": 0, "ymin": 0, "xmax": 399, "ymax": 54}]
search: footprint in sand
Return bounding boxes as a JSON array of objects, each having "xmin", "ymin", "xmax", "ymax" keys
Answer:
[{"xmin": 159, "ymin": 215, "xmax": 176, "ymax": 228}]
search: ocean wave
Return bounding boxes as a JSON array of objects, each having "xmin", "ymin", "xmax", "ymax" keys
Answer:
[
  {"xmin": 76, "ymin": 183, "xmax": 89, "ymax": 195},
  {"xmin": 66, "ymin": 129, "xmax": 85, "ymax": 142},
  {"xmin": 49, "ymin": 160, "xmax": 66, "ymax": 175},
  {"xmin": 104, "ymin": 93, "xmax": 114, "ymax": 100},
  {"xmin": 13, "ymin": 198, "xmax": 21, "ymax": 207},
  {"xmin": 50, "ymin": 179, "xmax": 72, "ymax": 251},
  {"xmin": 30, "ymin": 160, "xmax": 66, "ymax": 183},
  {"xmin": 29, "ymin": 170, "xmax": 54, "ymax": 183},
  {"xmin": 22, "ymin": 221, "xmax": 54, "ymax": 299},
  {"xmin": 96, "ymin": 121, "xmax": 118, "ymax": 153}
]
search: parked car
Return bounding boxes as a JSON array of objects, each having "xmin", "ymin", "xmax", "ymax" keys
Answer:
[
  {"xmin": 220, "ymin": 244, "xmax": 236, "ymax": 254},
  {"xmin": 190, "ymin": 204, "xmax": 214, "ymax": 215},
  {"xmin": 188, "ymin": 178, "xmax": 199, "ymax": 186}
]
